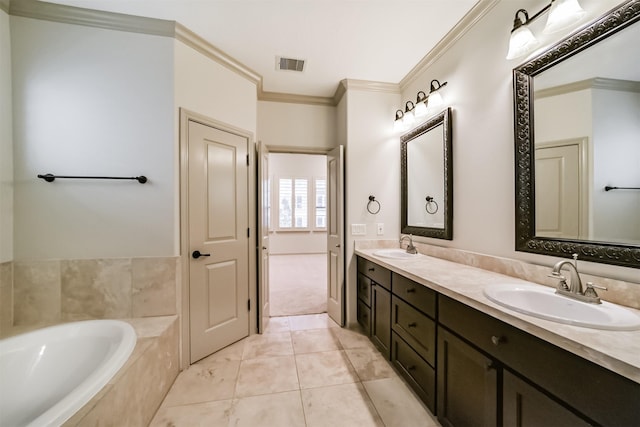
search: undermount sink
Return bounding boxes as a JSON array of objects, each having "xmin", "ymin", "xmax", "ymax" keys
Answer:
[
  {"xmin": 372, "ymin": 249, "xmax": 420, "ymax": 259},
  {"xmin": 484, "ymin": 284, "xmax": 640, "ymax": 331}
]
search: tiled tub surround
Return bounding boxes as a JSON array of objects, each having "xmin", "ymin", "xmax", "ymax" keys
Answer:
[
  {"xmin": 64, "ymin": 316, "xmax": 179, "ymax": 426},
  {"xmin": 354, "ymin": 242, "xmax": 640, "ymax": 384},
  {"xmin": 0, "ymin": 257, "xmax": 178, "ymax": 333}
]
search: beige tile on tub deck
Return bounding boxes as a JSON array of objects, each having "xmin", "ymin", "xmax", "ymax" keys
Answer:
[
  {"xmin": 235, "ymin": 355, "xmax": 299, "ymax": 398},
  {"xmin": 363, "ymin": 377, "xmax": 441, "ymax": 427},
  {"xmin": 13, "ymin": 260, "xmax": 61, "ymax": 326},
  {"xmin": 150, "ymin": 399, "xmax": 233, "ymax": 427},
  {"xmin": 162, "ymin": 359, "xmax": 240, "ymax": 407},
  {"xmin": 301, "ymin": 382, "xmax": 384, "ymax": 427},
  {"xmin": 61, "ymin": 258, "xmax": 132, "ymax": 320},
  {"xmin": 228, "ymin": 391, "xmax": 306, "ymax": 427},
  {"xmin": 295, "ymin": 350, "xmax": 359, "ymax": 389},
  {"xmin": 132, "ymin": 257, "xmax": 177, "ymax": 317}
]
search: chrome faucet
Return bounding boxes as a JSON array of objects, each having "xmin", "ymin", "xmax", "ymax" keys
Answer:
[
  {"xmin": 548, "ymin": 253, "xmax": 607, "ymax": 304},
  {"xmin": 399, "ymin": 234, "xmax": 418, "ymax": 254}
]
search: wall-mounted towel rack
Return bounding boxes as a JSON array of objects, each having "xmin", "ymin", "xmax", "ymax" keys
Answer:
[
  {"xmin": 37, "ymin": 174, "xmax": 148, "ymax": 184},
  {"xmin": 604, "ymin": 186, "xmax": 639, "ymax": 191}
]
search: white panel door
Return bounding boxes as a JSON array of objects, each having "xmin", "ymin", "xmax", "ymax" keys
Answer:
[
  {"xmin": 327, "ymin": 146, "xmax": 344, "ymax": 326},
  {"xmin": 257, "ymin": 141, "xmax": 270, "ymax": 333},
  {"xmin": 188, "ymin": 120, "xmax": 249, "ymax": 363},
  {"xmin": 535, "ymin": 141, "xmax": 584, "ymax": 239}
]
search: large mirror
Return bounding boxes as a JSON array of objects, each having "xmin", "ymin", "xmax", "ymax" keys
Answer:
[
  {"xmin": 514, "ymin": 1, "xmax": 640, "ymax": 268},
  {"xmin": 401, "ymin": 107, "xmax": 453, "ymax": 239}
]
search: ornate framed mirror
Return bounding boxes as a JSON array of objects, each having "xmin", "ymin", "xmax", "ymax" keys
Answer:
[
  {"xmin": 401, "ymin": 107, "xmax": 453, "ymax": 240},
  {"xmin": 513, "ymin": 1, "xmax": 640, "ymax": 268}
]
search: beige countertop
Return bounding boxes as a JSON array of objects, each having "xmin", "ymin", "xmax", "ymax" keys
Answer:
[{"xmin": 355, "ymin": 248, "xmax": 640, "ymax": 384}]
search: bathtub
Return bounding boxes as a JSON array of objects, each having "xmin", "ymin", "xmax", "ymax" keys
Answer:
[{"xmin": 0, "ymin": 320, "xmax": 136, "ymax": 427}]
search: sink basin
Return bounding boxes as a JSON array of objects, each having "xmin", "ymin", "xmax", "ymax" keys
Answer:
[
  {"xmin": 484, "ymin": 284, "xmax": 640, "ymax": 330},
  {"xmin": 372, "ymin": 249, "xmax": 420, "ymax": 259}
]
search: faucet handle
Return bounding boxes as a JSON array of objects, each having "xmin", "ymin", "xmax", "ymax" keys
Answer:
[
  {"xmin": 548, "ymin": 272, "xmax": 569, "ymax": 290},
  {"xmin": 584, "ymin": 282, "xmax": 606, "ymax": 302}
]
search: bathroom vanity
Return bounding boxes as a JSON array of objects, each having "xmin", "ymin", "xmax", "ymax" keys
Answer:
[{"xmin": 356, "ymin": 251, "xmax": 640, "ymax": 427}]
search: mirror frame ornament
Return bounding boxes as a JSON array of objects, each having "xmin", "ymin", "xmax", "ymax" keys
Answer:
[
  {"xmin": 401, "ymin": 107, "xmax": 453, "ymax": 240},
  {"xmin": 513, "ymin": 1, "xmax": 640, "ymax": 268}
]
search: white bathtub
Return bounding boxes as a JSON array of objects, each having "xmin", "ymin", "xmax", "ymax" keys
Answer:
[{"xmin": 0, "ymin": 320, "xmax": 136, "ymax": 427}]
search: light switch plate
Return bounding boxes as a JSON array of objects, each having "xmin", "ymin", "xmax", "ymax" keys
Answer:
[{"xmin": 351, "ymin": 224, "xmax": 366, "ymax": 235}]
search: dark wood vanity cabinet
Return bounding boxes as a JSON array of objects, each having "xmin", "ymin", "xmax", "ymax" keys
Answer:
[
  {"xmin": 439, "ymin": 295, "xmax": 640, "ymax": 427},
  {"xmin": 356, "ymin": 257, "xmax": 640, "ymax": 427},
  {"xmin": 357, "ymin": 257, "xmax": 391, "ymax": 358}
]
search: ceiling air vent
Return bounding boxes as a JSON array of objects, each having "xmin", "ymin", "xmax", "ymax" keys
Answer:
[{"xmin": 276, "ymin": 56, "xmax": 305, "ymax": 72}]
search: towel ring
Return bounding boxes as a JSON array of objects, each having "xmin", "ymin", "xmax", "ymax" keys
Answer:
[
  {"xmin": 367, "ymin": 195, "xmax": 381, "ymax": 214},
  {"xmin": 425, "ymin": 196, "xmax": 439, "ymax": 214}
]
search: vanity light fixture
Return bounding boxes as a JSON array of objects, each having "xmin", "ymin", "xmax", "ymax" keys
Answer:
[
  {"xmin": 394, "ymin": 109, "xmax": 405, "ymax": 133},
  {"xmin": 425, "ymin": 79, "xmax": 447, "ymax": 115},
  {"xmin": 506, "ymin": 0, "xmax": 586, "ymax": 60},
  {"xmin": 393, "ymin": 80, "xmax": 448, "ymax": 133},
  {"xmin": 403, "ymin": 101, "xmax": 416, "ymax": 129}
]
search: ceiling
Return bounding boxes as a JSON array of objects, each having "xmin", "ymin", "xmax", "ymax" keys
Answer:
[{"xmin": 41, "ymin": 0, "xmax": 480, "ymax": 98}]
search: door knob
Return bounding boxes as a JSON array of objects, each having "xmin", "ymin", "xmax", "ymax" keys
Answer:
[{"xmin": 192, "ymin": 250, "xmax": 211, "ymax": 259}]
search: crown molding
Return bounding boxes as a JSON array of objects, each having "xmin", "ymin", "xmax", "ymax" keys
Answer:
[
  {"xmin": 258, "ymin": 91, "xmax": 334, "ymax": 106},
  {"xmin": 400, "ymin": 0, "xmax": 500, "ymax": 91},
  {"xmin": 174, "ymin": 23, "xmax": 261, "ymax": 87},
  {"xmin": 8, "ymin": 0, "xmax": 175, "ymax": 36},
  {"xmin": 536, "ymin": 77, "xmax": 640, "ymax": 98}
]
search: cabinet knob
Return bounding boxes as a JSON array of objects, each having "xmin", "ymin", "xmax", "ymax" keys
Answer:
[
  {"xmin": 491, "ymin": 335, "xmax": 505, "ymax": 346},
  {"xmin": 486, "ymin": 361, "xmax": 497, "ymax": 371}
]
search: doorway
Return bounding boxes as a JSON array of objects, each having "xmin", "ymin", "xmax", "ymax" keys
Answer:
[{"xmin": 268, "ymin": 153, "xmax": 328, "ymax": 317}]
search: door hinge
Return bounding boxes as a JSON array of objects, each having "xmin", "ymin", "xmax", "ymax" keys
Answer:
[
  {"xmin": 247, "ymin": 299, "xmax": 251, "ymax": 311},
  {"xmin": 247, "ymin": 228, "xmax": 250, "ymax": 238},
  {"xmin": 246, "ymin": 154, "xmax": 249, "ymax": 166}
]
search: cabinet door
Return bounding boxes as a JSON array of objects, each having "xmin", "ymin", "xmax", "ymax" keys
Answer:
[
  {"xmin": 437, "ymin": 327, "xmax": 497, "ymax": 427},
  {"xmin": 371, "ymin": 283, "xmax": 391, "ymax": 359},
  {"xmin": 503, "ymin": 371, "xmax": 591, "ymax": 427}
]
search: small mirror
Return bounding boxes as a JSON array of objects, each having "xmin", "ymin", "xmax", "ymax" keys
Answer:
[{"xmin": 401, "ymin": 108, "xmax": 453, "ymax": 239}]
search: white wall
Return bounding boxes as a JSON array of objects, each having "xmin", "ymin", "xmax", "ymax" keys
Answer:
[
  {"xmin": 592, "ymin": 88, "xmax": 640, "ymax": 243},
  {"xmin": 0, "ymin": 9, "xmax": 13, "ymax": 263},
  {"xmin": 11, "ymin": 16, "xmax": 175, "ymax": 259},
  {"xmin": 399, "ymin": 0, "xmax": 638, "ymax": 282},
  {"xmin": 257, "ymin": 101, "xmax": 336, "ymax": 151},
  {"xmin": 269, "ymin": 153, "xmax": 327, "ymax": 254},
  {"xmin": 344, "ymin": 88, "xmax": 402, "ymax": 324}
]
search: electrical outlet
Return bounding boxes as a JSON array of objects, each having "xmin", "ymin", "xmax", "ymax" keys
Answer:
[
  {"xmin": 351, "ymin": 224, "xmax": 366, "ymax": 235},
  {"xmin": 377, "ymin": 223, "xmax": 384, "ymax": 235}
]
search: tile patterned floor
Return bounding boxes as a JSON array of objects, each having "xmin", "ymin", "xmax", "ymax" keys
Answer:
[{"xmin": 150, "ymin": 314, "xmax": 441, "ymax": 427}]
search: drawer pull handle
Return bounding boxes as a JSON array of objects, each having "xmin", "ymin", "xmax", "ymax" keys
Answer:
[
  {"xmin": 408, "ymin": 365, "xmax": 417, "ymax": 371},
  {"xmin": 408, "ymin": 322, "xmax": 417, "ymax": 328},
  {"xmin": 491, "ymin": 335, "xmax": 505, "ymax": 346},
  {"xmin": 368, "ymin": 268, "xmax": 375, "ymax": 272},
  {"xmin": 406, "ymin": 288, "xmax": 416, "ymax": 293}
]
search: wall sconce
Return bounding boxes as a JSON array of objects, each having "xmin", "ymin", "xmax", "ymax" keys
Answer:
[
  {"xmin": 394, "ymin": 80, "xmax": 448, "ymax": 133},
  {"xmin": 506, "ymin": 0, "xmax": 585, "ymax": 60}
]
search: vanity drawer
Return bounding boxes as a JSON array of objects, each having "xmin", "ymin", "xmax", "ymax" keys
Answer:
[
  {"xmin": 357, "ymin": 299, "xmax": 371, "ymax": 335},
  {"xmin": 439, "ymin": 295, "xmax": 640, "ymax": 427},
  {"xmin": 391, "ymin": 332, "xmax": 435, "ymax": 412},
  {"xmin": 391, "ymin": 296, "xmax": 435, "ymax": 366},
  {"xmin": 392, "ymin": 273, "xmax": 436, "ymax": 318},
  {"xmin": 357, "ymin": 273, "xmax": 372, "ymax": 306},
  {"xmin": 357, "ymin": 257, "xmax": 391, "ymax": 290}
]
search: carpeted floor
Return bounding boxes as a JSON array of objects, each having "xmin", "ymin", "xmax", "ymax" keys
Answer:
[{"xmin": 269, "ymin": 254, "xmax": 327, "ymax": 316}]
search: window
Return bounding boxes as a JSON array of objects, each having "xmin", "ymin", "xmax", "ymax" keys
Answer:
[
  {"xmin": 276, "ymin": 176, "xmax": 326, "ymax": 230},
  {"xmin": 315, "ymin": 179, "xmax": 326, "ymax": 229}
]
